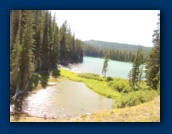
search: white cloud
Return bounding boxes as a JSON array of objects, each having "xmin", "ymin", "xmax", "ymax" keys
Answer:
[{"xmin": 51, "ymin": 10, "xmax": 160, "ymax": 47}]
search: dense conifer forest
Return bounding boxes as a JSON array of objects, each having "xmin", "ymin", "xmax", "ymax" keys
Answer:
[{"xmin": 10, "ymin": 10, "xmax": 83, "ymax": 92}]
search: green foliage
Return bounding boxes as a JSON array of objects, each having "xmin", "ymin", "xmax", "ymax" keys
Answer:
[
  {"xmin": 115, "ymin": 89, "xmax": 158, "ymax": 108},
  {"xmin": 10, "ymin": 10, "xmax": 84, "ymax": 93},
  {"xmin": 41, "ymin": 11, "xmax": 49, "ymax": 72},
  {"xmin": 49, "ymin": 12, "xmax": 59, "ymax": 69},
  {"xmin": 61, "ymin": 69, "xmax": 159, "ymax": 109},
  {"xmin": 102, "ymin": 54, "xmax": 110, "ymax": 77},
  {"xmin": 20, "ymin": 10, "xmax": 35, "ymax": 89},
  {"xmin": 129, "ymin": 46, "xmax": 143, "ymax": 89},
  {"xmin": 106, "ymin": 76, "xmax": 113, "ymax": 82},
  {"xmin": 58, "ymin": 21, "xmax": 83, "ymax": 65},
  {"xmin": 33, "ymin": 10, "xmax": 44, "ymax": 71},
  {"xmin": 10, "ymin": 29, "xmax": 22, "ymax": 86},
  {"xmin": 83, "ymin": 40, "xmax": 151, "ymax": 63},
  {"xmin": 145, "ymin": 14, "xmax": 160, "ymax": 90},
  {"xmin": 108, "ymin": 78, "xmax": 131, "ymax": 93}
]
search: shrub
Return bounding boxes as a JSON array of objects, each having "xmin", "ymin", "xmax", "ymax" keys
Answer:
[
  {"xmin": 122, "ymin": 85, "xmax": 131, "ymax": 93},
  {"xmin": 109, "ymin": 79, "xmax": 130, "ymax": 93},
  {"xmin": 114, "ymin": 90, "xmax": 158, "ymax": 108},
  {"xmin": 106, "ymin": 77, "xmax": 113, "ymax": 82}
]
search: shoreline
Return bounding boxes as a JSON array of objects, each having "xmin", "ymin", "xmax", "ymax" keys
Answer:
[{"xmin": 10, "ymin": 69, "xmax": 160, "ymax": 122}]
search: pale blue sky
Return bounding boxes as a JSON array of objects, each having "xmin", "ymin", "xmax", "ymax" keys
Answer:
[{"xmin": 51, "ymin": 10, "xmax": 160, "ymax": 47}]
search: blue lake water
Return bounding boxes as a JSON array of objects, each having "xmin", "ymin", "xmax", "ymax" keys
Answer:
[{"xmin": 66, "ymin": 56, "xmax": 134, "ymax": 79}]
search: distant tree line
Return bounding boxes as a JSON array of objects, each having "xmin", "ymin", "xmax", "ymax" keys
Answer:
[
  {"xmin": 82, "ymin": 40, "xmax": 151, "ymax": 63},
  {"xmin": 10, "ymin": 10, "xmax": 83, "ymax": 91},
  {"xmin": 82, "ymin": 44, "xmax": 136, "ymax": 62}
]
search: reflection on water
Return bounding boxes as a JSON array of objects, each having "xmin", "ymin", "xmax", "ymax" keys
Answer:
[{"xmin": 11, "ymin": 78, "xmax": 112, "ymax": 119}]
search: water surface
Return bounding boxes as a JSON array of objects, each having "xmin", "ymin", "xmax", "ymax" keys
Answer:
[
  {"xmin": 64, "ymin": 56, "xmax": 133, "ymax": 79},
  {"xmin": 13, "ymin": 78, "xmax": 112, "ymax": 119}
]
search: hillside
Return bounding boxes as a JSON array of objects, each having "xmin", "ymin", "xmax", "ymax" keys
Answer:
[
  {"xmin": 82, "ymin": 40, "xmax": 152, "ymax": 62},
  {"xmin": 84, "ymin": 40, "xmax": 152, "ymax": 53}
]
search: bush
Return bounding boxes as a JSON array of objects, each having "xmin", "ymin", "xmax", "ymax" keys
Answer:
[
  {"xmin": 106, "ymin": 77, "xmax": 113, "ymax": 82},
  {"xmin": 114, "ymin": 90, "xmax": 158, "ymax": 108},
  {"xmin": 108, "ymin": 79, "xmax": 130, "ymax": 93},
  {"xmin": 122, "ymin": 85, "xmax": 131, "ymax": 93}
]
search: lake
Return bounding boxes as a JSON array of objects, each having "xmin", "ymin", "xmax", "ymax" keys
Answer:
[{"xmin": 62, "ymin": 56, "xmax": 133, "ymax": 79}]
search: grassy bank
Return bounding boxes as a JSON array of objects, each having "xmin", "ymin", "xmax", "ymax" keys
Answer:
[{"xmin": 59, "ymin": 68, "xmax": 159, "ymax": 108}]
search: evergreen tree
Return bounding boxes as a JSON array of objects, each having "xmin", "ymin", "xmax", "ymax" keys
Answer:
[
  {"xmin": 48, "ymin": 11, "xmax": 53, "ymax": 68},
  {"xmin": 10, "ymin": 29, "xmax": 22, "ymax": 86},
  {"xmin": 58, "ymin": 21, "xmax": 68, "ymax": 64},
  {"xmin": 102, "ymin": 54, "xmax": 110, "ymax": 77},
  {"xmin": 41, "ymin": 11, "xmax": 49, "ymax": 73},
  {"xmin": 145, "ymin": 14, "xmax": 160, "ymax": 89},
  {"xmin": 20, "ymin": 10, "xmax": 35, "ymax": 90},
  {"xmin": 33, "ymin": 10, "xmax": 44, "ymax": 72},
  {"xmin": 129, "ymin": 46, "xmax": 143, "ymax": 89},
  {"xmin": 51, "ymin": 13, "xmax": 59, "ymax": 68}
]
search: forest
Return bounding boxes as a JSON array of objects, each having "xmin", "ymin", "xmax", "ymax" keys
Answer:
[{"xmin": 10, "ymin": 10, "xmax": 83, "ymax": 94}]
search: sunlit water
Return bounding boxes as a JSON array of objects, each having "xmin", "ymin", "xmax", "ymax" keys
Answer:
[
  {"xmin": 61, "ymin": 56, "xmax": 133, "ymax": 79},
  {"xmin": 11, "ymin": 78, "xmax": 112, "ymax": 119}
]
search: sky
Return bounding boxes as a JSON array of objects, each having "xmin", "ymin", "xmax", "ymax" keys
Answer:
[{"xmin": 51, "ymin": 10, "xmax": 160, "ymax": 47}]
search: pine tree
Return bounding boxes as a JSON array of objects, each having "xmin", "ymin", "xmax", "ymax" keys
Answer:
[
  {"xmin": 48, "ymin": 12, "xmax": 53, "ymax": 68},
  {"xmin": 41, "ymin": 11, "xmax": 49, "ymax": 74},
  {"xmin": 33, "ymin": 10, "xmax": 44, "ymax": 72},
  {"xmin": 102, "ymin": 54, "xmax": 110, "ymax": 77},
  {"xmin": 59, "ymin": 20, "xmax": 68, "ymax": 65},
  {"xmin": 51, "ymin": 13, "xmax": 59, "ymax": 68},
  {"xmin": 145, "ymin": 13, "xmax": 160, "ymax": 89},
  {"xmin": 10, "ymin": 29, "xmax": 22, "ymax": 86},
  {"xmin": 20, "ymin": 10, "xmax": 35, "ymax": 90},
  {"xmin": 129, "ymin": 46, "xmax": 143, "ymax": 90}
]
